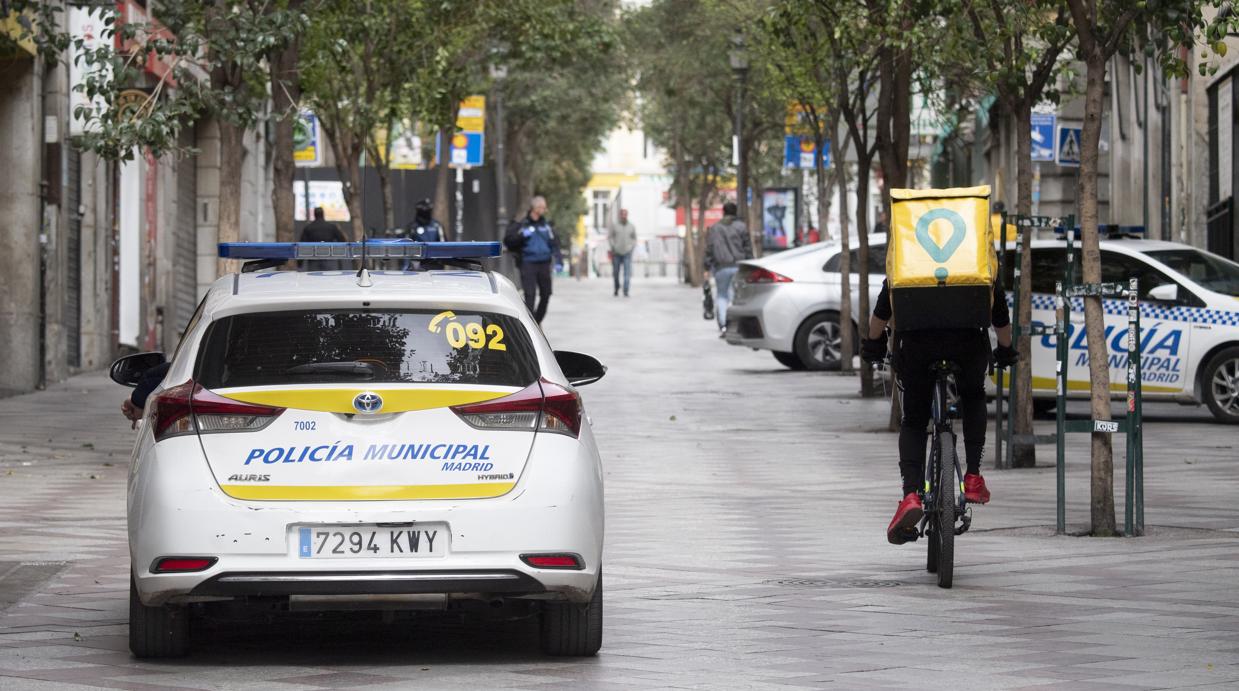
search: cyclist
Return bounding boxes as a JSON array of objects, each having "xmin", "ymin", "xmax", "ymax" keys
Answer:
[{"xmin": 861, "ymin": 277, "xmax": 1018, "ymax": 545}]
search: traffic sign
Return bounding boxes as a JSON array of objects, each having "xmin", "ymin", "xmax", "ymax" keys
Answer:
[
  {"xmin": 783, "ymin": 135, "xmax": 830, "ymax": 170},
  {"xmin": 1056, "ymin": 126, "xmax": 1082, "ymax": 167},
  {"xmin": 445, "ymin": 131, "xmax": 483, "ymax": 167},
  {"xmin": 1030, "ymin": 113, "xmax": 1055, "ymax": 162}
]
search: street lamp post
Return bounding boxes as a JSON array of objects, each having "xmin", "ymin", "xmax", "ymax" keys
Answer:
[
  {"xmin": 729, "ymin": 30, "xmax": 750, "ymax": 234},
  {"xmin": 489, "ymin": 60, "xmax": 509, "ymax": 243}
]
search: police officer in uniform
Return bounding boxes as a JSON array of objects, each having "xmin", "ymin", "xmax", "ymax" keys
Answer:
[{"xmin": 504, "ymin": 196, "xmax": 560, "ymax": 324}]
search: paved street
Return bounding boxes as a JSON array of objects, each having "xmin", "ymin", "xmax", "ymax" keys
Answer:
[{"xmin": 1, "ymin": 276, "xmax": 1238, "ymax": 689}]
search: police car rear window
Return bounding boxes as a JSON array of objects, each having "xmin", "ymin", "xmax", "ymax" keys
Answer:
[{"xmin": 196, "ymin": 310, "xmax": 538, "ymax": 389}]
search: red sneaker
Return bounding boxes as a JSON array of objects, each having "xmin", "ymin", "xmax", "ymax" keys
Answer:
[
  {"xmin": 964, "ymin": 473, "xmax": 990, "ymax": 504},
  {"xmin": 887, "ymin": 493, "xmax": 923, "ymax": 545}
]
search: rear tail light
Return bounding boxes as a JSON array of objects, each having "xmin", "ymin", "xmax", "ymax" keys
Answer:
[
  {"xmin": 451, "ymin": 379, "xmax": 583, "ymax": 437},
  {"xmin": 742, "ymin": 266, "xmax": 793, "ymax": 284},
  {"xmin": 148, "ymin": 379, "xmax": 284, "ymax": 442},
  {"xmin": 520, "ymin": 553, "xmax": 583, "ymax": 570},
  {"xmin": 152, "ymin": 556, "xmax": 217, "ymax": 573}
]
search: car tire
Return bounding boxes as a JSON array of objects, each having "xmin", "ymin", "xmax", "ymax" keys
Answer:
[
  {"xmin": 541, "ymin": 571, "xmax": 603, "ymax": 656},
  {"xmin": 1032, "ymin": 399, "xmax": 1056, "ymax": 419},
  {"xmin": 772, "ymin": 351, "xmax": 807, "ymax": 370},
  {"xmin": 794, "ymin": 311, "xmax": 854, "ymax": 371},
  {"xmin": 1202, "ymin": 346, "xmax": 1239, "ymax": 424},
  {"xmin": 129, "ymin": 575, "xmax": 190, "ymax": 658}
]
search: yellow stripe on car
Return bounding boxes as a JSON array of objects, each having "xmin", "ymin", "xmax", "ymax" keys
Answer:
[
  {"xmin": 220, "ymin": 482, "xmax": 516, "ymax": 501},
  {"xmin": 218, "ymin": 388, "xmax": 510, "ymax": 414}
]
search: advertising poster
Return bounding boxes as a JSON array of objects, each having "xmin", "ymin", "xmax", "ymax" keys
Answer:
[{"xmin": 762, "ymin": 188, "xmax": 798, "ymax": 249}]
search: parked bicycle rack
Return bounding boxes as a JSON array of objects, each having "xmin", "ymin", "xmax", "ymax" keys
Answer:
[{"xmin": 993, "ymin": 216, "xmax": 1145, "ymax": 537}]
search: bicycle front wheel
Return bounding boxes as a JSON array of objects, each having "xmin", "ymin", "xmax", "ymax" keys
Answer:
[{"xmin": 936, "ymin": 430, "xmax": 957, "ymax": 589}]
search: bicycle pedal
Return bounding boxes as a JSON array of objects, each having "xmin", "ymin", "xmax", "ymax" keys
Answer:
[{"xmin": 955, "ymin": 514, "xmax": 972, "ymax": 536}]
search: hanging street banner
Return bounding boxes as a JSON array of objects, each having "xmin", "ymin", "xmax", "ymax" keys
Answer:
[
  {"xmin": 294, "ymin": 111, "xmax": 321, "ymax": 167},
  {"xmin": 375, "ymin": 120, "xmax": 422, "ymax": 170},
  {"xmin": 1056, "ymin": 125, "xmax": 1082, "ymax": 168},
  {"xmin": 1030, "ymin": 112, "xmax": 1056, "ymax": 162}
]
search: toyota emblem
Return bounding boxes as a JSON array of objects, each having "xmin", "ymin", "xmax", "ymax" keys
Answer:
[{"xmin": 352, "ymin": 391, "xmax": 383, "ymax": 414}]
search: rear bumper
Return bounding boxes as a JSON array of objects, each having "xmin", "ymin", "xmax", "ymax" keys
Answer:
[
  {"xmin": 129, "ymin": 432, "xmax": 604, "ymax": 606},
  {"xmin": 724, "ymin": 286, "xmax": 804, "ymax": 352},
  {"xmin": 190, "ymin": 569, "xmax": 545, "ymax": 598}
]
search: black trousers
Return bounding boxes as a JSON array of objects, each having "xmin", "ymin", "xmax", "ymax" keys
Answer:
[
  {"xmin": 893, "ymin": 329, "xmax": 990, "ymax": 496},
  {"xmin": 520, "ymin": 261, "xmax": 553, "ymax": 323}
]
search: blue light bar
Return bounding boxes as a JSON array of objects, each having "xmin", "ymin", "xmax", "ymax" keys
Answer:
[{"xmin": 218, "ymin": 240, "xmax": 502, "ymax": 261}]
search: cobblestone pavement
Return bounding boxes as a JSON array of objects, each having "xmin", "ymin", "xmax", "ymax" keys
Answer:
[{"xmin": 0, "ymin": 276, "xmax": 1237, "ymax": 690}]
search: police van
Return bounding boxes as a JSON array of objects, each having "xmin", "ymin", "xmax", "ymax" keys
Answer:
[
  {"xmin": 1021, "ymin": 237, "xmax": 1239, "ymax": 423},
  {"xmin": 111, "ymin": 241, "xmax": 607, "ymax": 658}
]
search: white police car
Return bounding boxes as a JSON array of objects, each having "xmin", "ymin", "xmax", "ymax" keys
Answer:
[
  {"xmin": 1023, "ymin": 237, "xmax": 1239, "ymax": 423},
  {"xmin": 111, "ymin": 241, "xmax": 606, "ymax": 657}
]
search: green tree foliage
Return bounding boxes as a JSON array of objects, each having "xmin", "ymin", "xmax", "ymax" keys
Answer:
[{"xmin": 498, "ymin": 0, "xmax": 626, "ymax": 250}]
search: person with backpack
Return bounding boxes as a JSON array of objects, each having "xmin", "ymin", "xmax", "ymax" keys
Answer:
[
  {"xmin": 858, "ymin": 187, "xmax": 1018, "ymax": 545},
  {"xmin": 504, "ymin": 196, "xmax": 560, "ymax": 324},
  {"xmin": 703, "ymin": 201, "xmax": 752, "ymax": 336}
]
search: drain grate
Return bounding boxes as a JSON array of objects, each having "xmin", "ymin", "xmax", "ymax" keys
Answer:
[{"xmin": 764, "ymin": 578, "xmax": 901, "ymax": 589}]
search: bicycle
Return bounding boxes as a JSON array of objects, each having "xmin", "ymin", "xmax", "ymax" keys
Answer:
[{"xmin": 921, "ymin": 359, "xmax": 971, "ymax": 589}]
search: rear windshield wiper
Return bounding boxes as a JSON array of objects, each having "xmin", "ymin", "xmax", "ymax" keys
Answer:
[{"xmin": 284, "ymin": 361, "xmax": 377, "ymax": 379}]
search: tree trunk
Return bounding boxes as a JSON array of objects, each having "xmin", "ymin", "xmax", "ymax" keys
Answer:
[
  {"xmin": 269, "ymin": 40, "xmax": 301, "ymax": 245},
  {"xmin": 1012, "ymin": 98, "xmax": 1037, "ymax": 468},
  {"xmin": 833, "ymin": 125, "xmax": 854, "ymax": 373},
  {"xmin": 376, "ymin": 164, "xmax": 394, "ymax": 230},
  {"xmin": 216, "ymin": 120, "xmax": 246, "ymax": 276},
  {"xmin": 434, "ymin": 127, "xmax": 452, "ymax": 240},
  {"xmin": 1079, "ymin": 51, "xmax": 1116, "ymax": 537},
  {"xmin": 677, "ymin": 144, "xmax": 701, "ymax": 287}
]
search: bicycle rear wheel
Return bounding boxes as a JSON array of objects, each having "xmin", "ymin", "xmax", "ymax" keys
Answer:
[
  {"xmin": 926, "ymin": 433, "xmax": 939, "ymax": 574},
  {"xmin": 936, "ymin": 430, "xmax": 957, "ymax": 589}
]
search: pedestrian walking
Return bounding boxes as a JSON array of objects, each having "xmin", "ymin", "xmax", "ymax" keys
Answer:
[
  {"xmin": 607, "ymin": 208, "xmax": 638, "ymax": 297},
  {"xmin": 703, "ymin": 201, "xmax": 752, "ymax": 337},
  {"xmin": 504, "ymin": 196, "xmax": 560, "ymax": 324},
  {"xmin": 299, "ymin": 207, "xmax": 348, "ymax": 270}
]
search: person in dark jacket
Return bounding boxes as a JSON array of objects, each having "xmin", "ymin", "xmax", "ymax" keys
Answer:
[
  {"xmin": 703, "ymin": 202, "xmax": 753, "ymax": 335},
  {"xmin": 401, "ymin": 199, "xmax": 444, "ymax": 269},
  {"xmin": 299, "ymin": 207, "xmax": 348, "ymax": 270},
  {"xmin": 860, "ymin": 278, "xmax": 1017, "ymax": 545},
  {"xmin": 120, "ymin": 361, "xmax": 171, "ymax": 429},
  {"xmin": 504, "ymin": 196, "xmax": 560, "ymax": 324}
]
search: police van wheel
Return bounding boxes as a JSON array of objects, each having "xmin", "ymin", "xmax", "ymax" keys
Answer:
[
  {"xmin": 1202, "ymin": 347, "xmax": 1239, "ymax": 424},
  {"xmin": 129, "ymin": 575, "xmax": 190, "ymax": 658},
  {"xmin": 541, "ymin": 572, "xmax": 603, "ymax": 656},
  {"xmin": 773, "ymin": 351, "xmax": 807, "ymax": 370},
  {"xmin": 795, "ymin": 312, "xmax": 848, "ymax": 371}
]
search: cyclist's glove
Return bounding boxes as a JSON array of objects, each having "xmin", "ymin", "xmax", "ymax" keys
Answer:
[
  {"xmin": 860, "ymin": 337, "xmax": 887, "ymax": 364},
  {"xmin": 993, "ymin": 344, "xmax": 1019, "ymax": 368}
]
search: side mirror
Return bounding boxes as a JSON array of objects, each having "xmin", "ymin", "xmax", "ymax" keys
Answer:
[
  {"xmin": 553, "ymin": 350, "xmax": 607, "ymax": 387},
  {"xmin": 1147, "ymin": 283, "xmax": 1179, "ymax": 303},
  {"xmin": 109, "ymin": 352, "xmax": 167, "ymax": 388}
]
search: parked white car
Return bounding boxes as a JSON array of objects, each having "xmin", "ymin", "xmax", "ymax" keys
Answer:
[
  {"xmin": 724, "ymin": 237, "xmax": 886, "ymax": 370},
  {"xmin": 1023, "ymin": 237, "xmax": 1239, "ymax": 423},
  {"xmin": 114, "ymin": 241, "xmax": 607, "ymax": 658}
]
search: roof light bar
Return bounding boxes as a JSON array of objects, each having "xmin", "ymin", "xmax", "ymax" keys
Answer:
[{"xmin": 217, "ymin": 240, "xmax": 502, "ymax": 261}]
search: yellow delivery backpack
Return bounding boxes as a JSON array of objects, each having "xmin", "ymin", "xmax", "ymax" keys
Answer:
[{"xmin": 886, "ymin": 186, "xmax": 997, "ymax": 331}]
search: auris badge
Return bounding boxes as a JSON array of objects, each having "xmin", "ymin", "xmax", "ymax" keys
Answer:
[{"xmin": 352, "ymin": 391, "xmax": 383, "ymax": 414}]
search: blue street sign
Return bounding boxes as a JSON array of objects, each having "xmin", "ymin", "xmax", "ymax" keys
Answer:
[
  {"xmin": 1030, "ymin": 113, "xmax": 1056, "ymax": 162},
  {"xmin": 1056, "ymin": 126, "xmax": 1082, "ymax": 168},
  {"xmin": 434, "ymin": 131, "xmax": 485, "ymax": 168},
  {"xmin": 783, "ymin": 135, "xmax": 830, "ymax": 170}
]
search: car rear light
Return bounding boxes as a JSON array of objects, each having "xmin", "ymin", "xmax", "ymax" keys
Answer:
[
  {"xmin": 520, "ymin": 553, "xmax": 583, "ymax": 569},
  {"xmin": 742, "ymin": 266, "xmax": 793, "ymax": 284},
  {"xmin": 152, "ymin": 556, "xmax": 217, "ymax": 573},
  {"xmin": 148, "ymin": 380, "xmax": 283, "ymax": 442},
  {"xmin": 451, "ymin": 379, "xmax": 583, "ymax": 437}
]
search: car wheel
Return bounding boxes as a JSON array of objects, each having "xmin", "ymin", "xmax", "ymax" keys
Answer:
[
  {"xmin": 541, "ymin": 571, "xmax": 602, "ymax": 656},
  {"xmin": 129, "ymin": 575, "xmax": 190, "ymax": 658},
  {"xmin": 773, "ymin": 351, "xmax": 807, "ymax": 370},
  {"xmin": 1202, "ymin": 346, "xmax": 1239, "ymax": 424},
  {"xmin": 795, "ymin": 312, "xmax": 851, "ymax": 371},
  {"xmin": 1032, "ymin": 399, "xmax": 1056, "ymax": 419}
]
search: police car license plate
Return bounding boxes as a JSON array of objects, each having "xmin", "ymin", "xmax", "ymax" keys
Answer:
[{"xmin": 295, "ymin": 525, "xmax": 447, "ymax": 559}]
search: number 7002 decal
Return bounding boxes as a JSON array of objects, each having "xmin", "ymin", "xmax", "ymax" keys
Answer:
[{"xmin": 428, "ymin": 311, "xmax": 506, "ymax": 351}]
